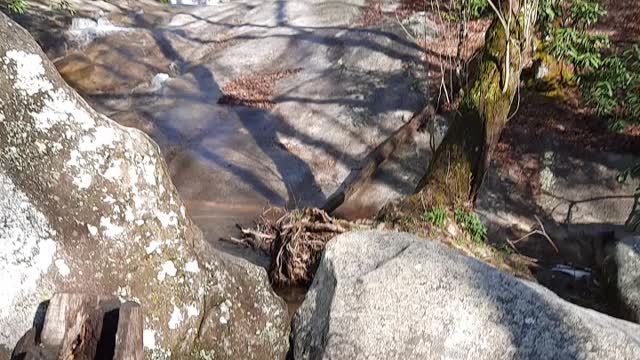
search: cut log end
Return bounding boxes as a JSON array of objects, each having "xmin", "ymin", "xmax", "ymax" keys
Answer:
[{"xmin": 11, "ymin": 294, "xmax": 143, "ymax": 360}]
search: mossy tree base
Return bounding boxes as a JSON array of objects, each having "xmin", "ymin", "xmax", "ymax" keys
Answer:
[{"xmin": 385, "ymin": 1, "xmax": 537, "ymax": 218}]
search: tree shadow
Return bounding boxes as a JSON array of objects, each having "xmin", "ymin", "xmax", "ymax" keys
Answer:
[{"xmin": 146, "ymin": 25, "xmax": 328, "ymax": 209}]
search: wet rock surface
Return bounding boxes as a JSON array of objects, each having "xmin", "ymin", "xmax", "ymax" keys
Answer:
[
  {"xmin": 292, "ymin": 231, "xmax": 640, "ymax": 360},
  {"xmin": 0, "ymin": 13, "xmax": 288, "ymax": 359}
]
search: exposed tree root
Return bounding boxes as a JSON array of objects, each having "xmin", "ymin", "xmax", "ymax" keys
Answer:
[{"xmin": 226, "ymin": 207, "xmax": 373, "ymax": 286}]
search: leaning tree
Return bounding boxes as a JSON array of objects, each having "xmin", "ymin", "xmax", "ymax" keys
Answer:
[
  {"xmin": 324, "ymin": 0, "xmax": 541, "ymax": 217},
  {"xmin": 403, "ymin": 0, "xmax": 539, "ymax": 211}
]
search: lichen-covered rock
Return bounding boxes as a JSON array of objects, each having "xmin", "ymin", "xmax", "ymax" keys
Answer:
[
  {"xmin": 292, "ymin": 231, "xmax": 640, "ymax": 359},
  {"xmin": 604, "ymin": 235, "xmax": 640, "ymax": 323},
  {"xmin": 0, "ymin": 14, "xmax": 288, "ymax": 359}
]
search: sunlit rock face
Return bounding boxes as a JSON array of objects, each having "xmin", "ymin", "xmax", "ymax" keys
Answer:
[
  {"xmin": 0, "ymin": 13, "xmax": 288, "ymax": 360},
  {"xmin": 293, "ymin": 231, "xmax": 640, "ymax": 360},
  {"xmin": 169, "ymin": 0, "xmax": 224, "ymax": 5}
]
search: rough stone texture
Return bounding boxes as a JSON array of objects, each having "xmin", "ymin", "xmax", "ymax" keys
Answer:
[
  {"xmin": 476, "ymin": 145, "xmax": 640, "ymax": 268},
  {"xmin": 292, "ymin": 231, "xmax": 640, "ymax": 359},
  {"xmin": 605, "ymin": 235, "xmax": 640, "ymax": 323},
  {"xmin": 478, "ymin": 151, "xmax": 639, "ymax": 232},
  {"xmin": 0, "ymin": 14, "xmax": 288, "ymax": 360}
]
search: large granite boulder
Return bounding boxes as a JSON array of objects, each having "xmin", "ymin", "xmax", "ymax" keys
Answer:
[
  {"xmin": 292, "ymin": 231, "xmax": 640, "ymax": 359},
  {"xmin": 604, "ymin": 235, "xmax": 640, "ymax": 322},
  {"xmin": 0, "ymin": 14, "xmax": 288, "ymax": 359}
]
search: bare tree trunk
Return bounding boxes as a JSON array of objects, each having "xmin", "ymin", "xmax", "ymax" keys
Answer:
[{"xmin": 391, "ymin": 0, "xmax": 538, "ymax": 215}]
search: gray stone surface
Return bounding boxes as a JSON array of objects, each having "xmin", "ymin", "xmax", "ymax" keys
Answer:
[
  {"xmin": 292, "ymin": 231, "xmax": 640, "ymax": 359},
  {"xmin": 478, "ymin": 151, "xmax": 639, "ymax": 233},
  {"xmin": 35, "ymin": 0, "xmax": 433, "ymax": 252},
  {"xmin": 0, "ymin": 14, "xmax": 288, "ymax": 359},
  {"xmin": 605, "ymin": 235, "xmax": 640, "ymax": 322}
]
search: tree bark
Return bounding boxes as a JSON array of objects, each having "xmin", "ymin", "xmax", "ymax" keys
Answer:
[{"xmin": 395, "ymin": 0, "xmax": 538, "ymax": 214}]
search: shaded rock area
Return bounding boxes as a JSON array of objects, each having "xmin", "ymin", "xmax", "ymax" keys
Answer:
[
  {"xmin": 474, "ymin": 91, "xmax": 640, "ymax": 313},
  {"xmin": 292, "ymin": 231, "xmax": 640, "ymax": 360},
  {"xmin": 478, "ymin": 150, "xmax": 639, "ymax": 240},
  {"xmin": 603, "ymin": 235, "xmax": 640, "ymax": 322},
  {"xmin": 0, "ymin": 13, "xmax": 288, "ymax": 359}
]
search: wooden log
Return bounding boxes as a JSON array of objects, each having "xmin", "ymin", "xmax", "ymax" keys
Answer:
[
  {"xmin": 322, "ymin": 105, "xmax": 435, "ymax": 214},
  {"xmin": 113, "ymin": 302, "xmax": 144, "ymax": 360},
  {"xmin": 11, "ymin": 293, "xmax": 143, "ymax": 360}
]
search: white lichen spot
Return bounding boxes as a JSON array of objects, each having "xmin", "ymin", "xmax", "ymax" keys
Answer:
[
  {"xmin": 180, "ymin": 206, "xmax": 186, "ymax": 218},
  {"xmin": 54, "ymin": 259, "xmax": 70, "ymax": 276},
  {"xmin": 66, "ymin": 150, "xmax": 81, "ymax": 168},
  {"xmin": 99, "ymin": 216, "xmax": 124, "ymax": 238},
  {"xmin": 73, "ymin": 173, "xmax": 92, "ymax": 189},
  {"xmin": 145, "ymin": 240, "xmax": 162, "ymax": 255},
  {"xmin": 142, "ymin": 156, "xmax": 157, "ymax": 186},
  {"xmin": 87, "ymin": 224, "xmax": 98, "ymax": 236},
  {"xmin": 103, "ymin": 195, "xmax": 116, "ymax": 204},
  {"xmin": 124, "ymin": 207, "xmax": 135, "ymax": 222},
  {"xmin": 0, "ymin": 112, "xmax": 4, "ymax": 122},
  {"xmin": 103, "ymin": 160, "xmax": 122, "ymax": 181},
  {"xmin": 143, "ymin": 329, "xmax": 157, "ymax": 350},
  {"xmin": 186, "ymin": 305, "xmax": 199, "ymax": 318},
  {"xmin": 0, "ymin": 174, "xmax": 57, "ymax": 347},
  {"xmin": 4, "ymin": 50, "xmax": 53, "ymax": 95},
  {"xmin": 78, "ymin": 126, "xmax": 117, "ymax": 152},
  {"xmin": 115, "ymin": 286, "xmax": 130, "ymax": 301},
  {"xmin": 168, "ymin": 305, "xmax": 183, "ymax": 330},
  {"xmin": 35, "ymin": 142, "xmax": 46, "ymax": 153},
  {"xmin": 185, "ymin": 260, "xmax": 199, "ymax": 273},
  {"xmin": 156, "ymin": 211, "xmax": 177, "ymax": 227},
  {"xmin": 157, "ymin": 260, "xmax": 177, "ymax": 281},
  {"xmin": 218, "ymin": 300, "xmax": 231, "ymax": 325},
  {"xmin": 31, "ymin": 88, "xmax": 95, "ymax": 131}
]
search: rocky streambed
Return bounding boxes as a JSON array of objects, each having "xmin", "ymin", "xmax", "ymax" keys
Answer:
[{"xmin": 3, "ymin": 0, "xmax": 640, "ymax": 358}]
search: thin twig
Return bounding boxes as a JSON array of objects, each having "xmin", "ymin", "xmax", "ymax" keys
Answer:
[{"xmin": 508, "ymin": 215, "xmax": 560, "ymax": 253}]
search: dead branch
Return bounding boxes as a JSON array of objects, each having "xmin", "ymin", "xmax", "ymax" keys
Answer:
[
  {"xmin": 225, "ymin": 207, "xmax": 372, "ymax": 286},
  {"xmin": 508, "ymin": 215, "xmax": 560, "ymax": 253},
  {"xmin": 322, "ymin": 105, "xmax": 436, "ymax": 214}
]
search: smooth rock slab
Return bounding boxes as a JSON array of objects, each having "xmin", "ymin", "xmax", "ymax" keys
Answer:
[
  {"xmin": 292, "ymin": 231, "xmax": 640, "ymax": 359},
  {"xmin": 0, "ymin": 13, "xmax": 288, "ymax": 360}
]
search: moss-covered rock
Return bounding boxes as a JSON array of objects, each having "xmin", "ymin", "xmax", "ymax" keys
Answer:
[{"xmin": 0, "ymin": 13, "xmax": 288, "ymax": 359}]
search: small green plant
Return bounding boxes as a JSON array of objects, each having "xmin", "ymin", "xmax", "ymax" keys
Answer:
[
  {"xmin": 569, "ymin": 0, "xmax": 606, "ymax": 27},
  {"xmin": 539, "ymin": 0, "xmax": 640, "ymax": 130},
  {"xmin": 579, "ymin": 45, "xmax": 640, "ymax": 130},
  {"xmin": 454, "ymin": 208, "xmax": 487, "ymax": 244},
  {"xmin": 50, "ymin": 0, "xmax": 76, "ymax": 15},
  {"xmin": 7, "ymin": 0, "xmax": 27, "ymax": 13},
  {"xmin": 422, "ymin": 207, "xmax": 446, "ymax": 228},
  {"xmin": 498, "ymin": 243, "xmax": 514, "ymax": 256},
  {"xmin": 548, "ymin": 28, "xmax": 609, "ymax": 70},
  {"xmin": 465, "ymin": 0, "xmax": 489, "ymax": 19},
  {"xmin": 402, "ymin": 215, "xmax": 415, "ymax": 226},
  {"xmin": 443, "ymin": 0, "xmax": 489, "ymax": 22}
]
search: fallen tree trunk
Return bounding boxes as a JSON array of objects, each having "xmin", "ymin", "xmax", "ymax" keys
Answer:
[{"xmin": 322, "ymin": 105, "xmax": 436, "ymax": 214}]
